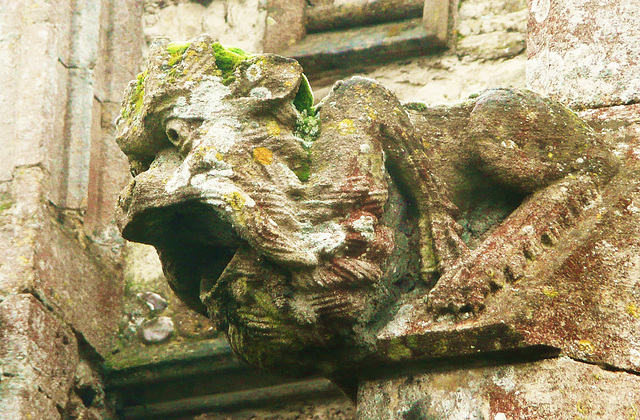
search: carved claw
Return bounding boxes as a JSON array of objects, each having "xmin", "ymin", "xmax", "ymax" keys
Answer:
[
  {"xmin": 427, "ymin": 252, "xmax": 526, "ymax": 315},
  {"xmin": 427, "ymin": 265, "xmax": 492, "ymax": 315}
]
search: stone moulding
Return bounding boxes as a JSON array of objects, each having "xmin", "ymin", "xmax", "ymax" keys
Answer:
[{"xmin": 114, "ymin": 34, "xmax": 638, "ymax": 387}]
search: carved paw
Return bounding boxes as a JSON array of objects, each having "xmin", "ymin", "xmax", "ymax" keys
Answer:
[{"xmin": 427, "ymin": 252, "xmax": 526, "ymax": 315}]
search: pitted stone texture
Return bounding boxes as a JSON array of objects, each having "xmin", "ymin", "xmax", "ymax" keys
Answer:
[
  {"xmin": 0, "ymin": 294, "xmax": 79, "ymax": 419},
  {"xmin": 33, "ymin": 210, "xmax": 124, "ymax": 357},
  {"xmin": 527, "ymin": 0, "xmax": 640, "ymax": 109},
  {"xmin": 375, "ymin": 103, "xmax": 640, "ymax": 376},
  {"xmin": 0, "ymin": 167, "xmax": 45, "ymax": 297},
  {"xmin": 357, "ymin": 356, "xmax": 640, "ymax": 420}
]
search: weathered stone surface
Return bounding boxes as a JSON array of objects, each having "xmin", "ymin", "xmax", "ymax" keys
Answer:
[
  {"xmin": 144, "ymin": 0, "xmax": 268, "ymax": 55},
  {"xmin": 33, "ymin": 210, "xmax": 125, "ymax": 357},
  {"xmin": 0, "ymin": 167, "xmax": 45, "ymax": 297},
  {"xmin": 309, "ymin": 0, "xmax": 527, "ymax": 104},
  {"xmin": 283, "ymin": 18, "xmax": 449, "ymax": 77},
  {"xmin": 423, "ymin": 0, "xmax": 455, "ymax": 43},
  {"xmin": 456, "ymin": 31, "xmax": 525, "ymax": 60},
  {"xmin": 357, "ymin": 356, "xmax": 640, "ymax": 419},
  {"xmin": 374, "ymin": 102, "xmax": 640, "ymax": 376},
  {"xmin": 0, "ymin": 0, "xmax": 71, "ymax": 181},
  {"xmin": 306, "ymin": 0, "xmax": 424, "ymax": 33},
  {"xmin": 263, "ymin": 0, "xmax": 306, "ymax": 53},
  {"xmin": 0, "ymin": 294, "xmax": 79, "ymax": 419},
  {"xmin": 527, "ymin": 0, "xmax": 640, "ymax": 109}
]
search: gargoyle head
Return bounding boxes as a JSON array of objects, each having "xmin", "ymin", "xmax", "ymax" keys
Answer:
[{"xmin": 115, "ymin": 35, "xmax": 421, "ymax": 374}]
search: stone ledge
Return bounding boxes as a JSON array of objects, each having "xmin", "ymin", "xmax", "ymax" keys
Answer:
[
  {"xmin": 305, "ymin": 0, "xmax": 424, "ymax": 33},
  {"xmin": 358, "ymin": 356, "xmax": 640, "ymax": 419},
  {"xmin": 282, "ymin": 18, "xmax": 447, "ymax": 77},
  {"xmin": 106, "ymin": 338, "xmax": 347, "ymax": 419}
]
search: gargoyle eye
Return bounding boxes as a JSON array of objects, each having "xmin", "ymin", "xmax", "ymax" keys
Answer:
[
  {"xmin": 164, "ymin": 119, "xmax": 194, "ymax": 156},
  {"xmin": 166, "ymin": 127, "xmax": 179, "ymax": 144}
]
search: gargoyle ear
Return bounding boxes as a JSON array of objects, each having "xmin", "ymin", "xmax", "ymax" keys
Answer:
[{"xmin": 232, "ymin": 54, "xmax": 313, "ymax": 112}]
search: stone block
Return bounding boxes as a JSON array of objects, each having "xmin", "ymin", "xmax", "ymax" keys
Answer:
[
  {"xmin": 33, "ymin": 213, "xmax": 124, "ymax": 357},
  {"xmin": 457, "ymin": 31, "xmax": 525, "ymax": 60},
  {"xmin": 358, "ymin": 356, "xmax": 640, "ymax": 419},
  {"xmin": 85, "ymin": 99, "xmax": 132, "ymax": 232},
  {"xmin": 263, "ymin": 0, "xmax": 306, "ymax": 53},
  {"xmin": 68, "ymin": 0, "xmax": 102, "ymax": 69},
  {"xmin": 13, "ymin": 24, "xmax": 63, "ymax": 173},
  {"xmin": 527, "ymin": 0, "xmax": 640, "ymax": 109},
  {"xmin": 0, "ymin": 294, "xmax": 78, "ymax": 419},
  {"xmin": 423, "ymin": 0, "xmax": 456, "ymax": 44},
  {"xmin": 99, "ymin": 0, "xmax": 144, "ymax": 103},
  {"xmin": 0, "ymin": 167, "xmax": 46, "ymax": 298}
]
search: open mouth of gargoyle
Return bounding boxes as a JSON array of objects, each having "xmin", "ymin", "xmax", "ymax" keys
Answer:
[{"xmin": 120, "ymin": 200, "xmax": 244, "ymax": 316}]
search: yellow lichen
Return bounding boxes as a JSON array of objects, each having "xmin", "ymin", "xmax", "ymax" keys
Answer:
[
  {"xmin": 253, "ymin": 147, "xmax": 273, "ymax": 165},
  {"xmin": 626, "ymin": 303, "xmax": 639, "ymax": 319},
  {"xmin": 337, "ymin": 119, "xmax": 356, "ymax": 136},
  {"xmin": 577, "ymin": 339, "xmax": 595, "ymax": 354},
  {"xmin": 224, "ymin": 191, "xmax": 246, "ymax": 211},
  {"xmin": 542, "ymin": 285, "xmax": 559, "ymax": 298},
  {"xmin": 266, "ymin": 120, "xmax": 281, "ymax": 137}
]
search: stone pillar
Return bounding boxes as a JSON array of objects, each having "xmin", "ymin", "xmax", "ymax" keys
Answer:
[
  {"xmin": 0, "ymin": 0, "xmax": 143, "ymax": 417},
  {"xmin": 423, "ymin": 0, "xmax": 458, "ymax": 46}
]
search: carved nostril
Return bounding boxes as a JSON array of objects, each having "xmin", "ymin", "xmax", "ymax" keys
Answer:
[
  {"xmin": 166, "ymin": 127, "xmax": 180, "ymax": 146},
  {"xmin": 165, "ymin": 120, "xmax": 194, "ymax": 156}
]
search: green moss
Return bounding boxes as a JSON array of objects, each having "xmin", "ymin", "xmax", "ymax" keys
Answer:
[
  {"xmin": 211, "ymin": 42, "xmax": 249, "ymax": 80},
  {"xmin": 121, "ymin": 70, "xmax": 147, "ymax": 119},
  {"xmin": 133, "ymin": 71, "xmax": 146, "ymax": 113},
  {"xmin": 167, "ymin": 41, "xmax": 191, "ymax": 67},
  {"xmin": 293, "ymin": 110, "xmax": 321, "ymax": 182},
  {"xmin": 0, "ymin": 192, "xmax": 12, "ymax": 212},
  {"xmin": 293, "ymin": 159, "xmax": 311, "ymax": 183},
  {"xmin": 294, "ymin": 109, "xmax": 321, "ymax": 142},
  {"xmin": 386, "ymin": 341, "xmax": 412, "ymax": 361},
  {"xmin": 293, "ymin": 73, "xmax": 314, "ymax": 113},
  {"xmin": 403, "ymin": 101, "xmax": 429, "ymax": 112}
]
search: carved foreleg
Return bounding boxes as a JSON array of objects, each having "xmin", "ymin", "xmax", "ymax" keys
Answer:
[
  {"xmin": 428, "ymin": 88, "xmax": 618, "ymax": 314},
  {"xmin": 428, "ymin": 174, "xmax": 601, "ymax": 313},
  {"xmin": 320, "ymin": 77, "xmax": 467, "ymax": 285}
]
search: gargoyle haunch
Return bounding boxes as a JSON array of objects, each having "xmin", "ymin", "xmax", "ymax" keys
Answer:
[{"xmin": 115, "ymin": 35, "xmax": 617, "ymax": 374}]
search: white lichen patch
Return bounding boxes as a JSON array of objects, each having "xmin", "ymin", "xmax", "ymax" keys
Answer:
[
  {"xmin": 501, "ymin": 140, "xmax": 517, "ymax": 149},
  {"xmin": 250, "ymin": 86, "xmax": 272, "ymax": 99},
  {"xmin": 382, "ymin": 304, "xmax": 415, "ymax": 337},
  {"xmin": 245, "ymin": 63, "xmax": 262, "ymax": 82},
  {"xmin": 171, "ymin": 77, "xmax": 231, "ymax": 119},
  {"xmin": 352, "ymin": 214, "xmax": 376, "ymax": 241},
  {"xmin": 301, "ymin": 221, "xmax": 346, "ymax": 255}
]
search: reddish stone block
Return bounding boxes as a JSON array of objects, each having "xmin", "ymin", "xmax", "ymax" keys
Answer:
[{"xmin": 0, "ymin": 294, "xmax": 78, "ymax": 419}]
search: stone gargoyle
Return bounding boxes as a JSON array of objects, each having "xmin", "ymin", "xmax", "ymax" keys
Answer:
[{"xmin": 115, "ymin": 35, "xmax": 617, "ymax": 376}]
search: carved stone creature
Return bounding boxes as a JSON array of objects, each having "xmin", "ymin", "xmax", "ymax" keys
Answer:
[{"xmin": 115, "ymin": 34, "xmax": 617, "ymax": 375}]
